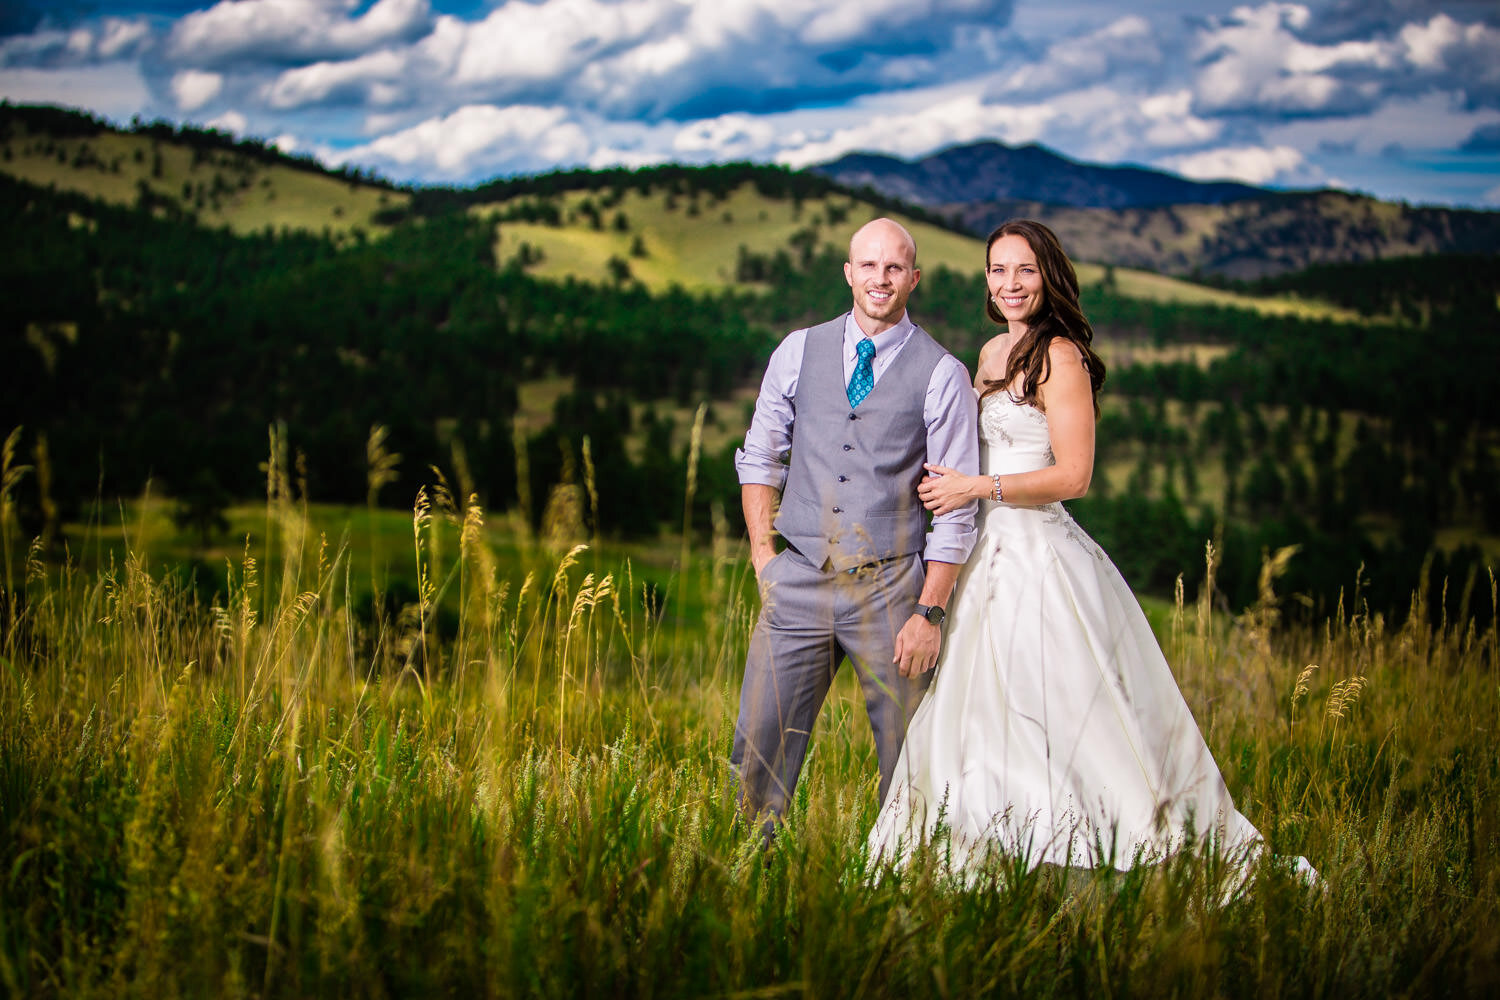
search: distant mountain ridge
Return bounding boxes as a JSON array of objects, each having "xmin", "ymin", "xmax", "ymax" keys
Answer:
[
  {"xmin": 813, "ymin": 140, "xmax": 1500, "ymax": 278},
  {"xmin": 813, "ymin": 141, "xmax": 1269, "ymax": 210}
]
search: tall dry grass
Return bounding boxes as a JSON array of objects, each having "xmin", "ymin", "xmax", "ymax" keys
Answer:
[{"xmin": 0, "ymin": 441, "xmax": 1496, "ymax": 997}]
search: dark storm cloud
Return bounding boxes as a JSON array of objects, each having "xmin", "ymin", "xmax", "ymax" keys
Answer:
[
  {"xmin": 1302, "ymin": 0, "xmax": 1499, "ymax": 43},
  {"xmin": 1460, "ymin": 121, "xmax": 1500, "ymax": 151}
]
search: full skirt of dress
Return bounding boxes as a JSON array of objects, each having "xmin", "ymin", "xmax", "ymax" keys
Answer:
[{"xmin": 868, "ymin": 395, "xmax": 1269, "ymax": 874}]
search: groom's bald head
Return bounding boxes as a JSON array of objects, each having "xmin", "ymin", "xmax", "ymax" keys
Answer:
[{"xmin": 848, "ymin": 218, "xmax": 918, "ymax": 267}]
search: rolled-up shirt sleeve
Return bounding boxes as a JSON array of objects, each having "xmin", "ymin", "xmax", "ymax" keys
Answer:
[
  {"xmin": 922, "ymin": 354, "xmax": 981, "ymax": 565},
  {"xmin": 734, "ymin": 328, "xmax": 807, "ymax": 490}
]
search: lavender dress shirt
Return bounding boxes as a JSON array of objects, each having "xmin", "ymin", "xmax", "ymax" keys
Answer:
[{"xmin": 734, "ymin": 312, "xmax": 979, "ymax": 566}]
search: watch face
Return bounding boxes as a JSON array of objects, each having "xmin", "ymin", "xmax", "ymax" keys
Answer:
[{"xmin": 924, "ymin": 605, "xmax": 945, "ymax": 625}]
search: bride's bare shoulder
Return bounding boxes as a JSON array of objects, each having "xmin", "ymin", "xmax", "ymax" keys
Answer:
[
  {"xmin": 976, "ymin": 335, "xmax": 1011, "ymax": 384},
  {"xmin": 978, "ymin": 335, "xmax": 1009, "ymax": 361},
  {"xmin": 1047, "ymin": 337, "xmax": 1085, "ymax": 366}
]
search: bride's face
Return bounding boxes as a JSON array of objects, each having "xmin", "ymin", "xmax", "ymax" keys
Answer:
[{"xmin": 986, "ymin": 234, "xmax": 1044, "ymax": 327}]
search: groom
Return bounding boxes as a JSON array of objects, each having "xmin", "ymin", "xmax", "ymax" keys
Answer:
[{"xmin": 731, "ymin": 217, "xmax": 980, "ymax": 835}]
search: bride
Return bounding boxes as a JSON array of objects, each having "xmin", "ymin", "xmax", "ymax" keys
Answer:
[{"xmin": 867, "ymin": 219, "xmax": 1306, "ymax": 878}]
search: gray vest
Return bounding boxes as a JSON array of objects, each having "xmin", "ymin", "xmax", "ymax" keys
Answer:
[{"xmin": 775, "ymin": 316, "xmax": 946, "ymax": 571}]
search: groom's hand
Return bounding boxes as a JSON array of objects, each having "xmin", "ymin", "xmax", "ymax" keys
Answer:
[
  {"xmin": 894, "ymin": 616, "xmax": 941, "ymax": 677},
  {"xmin": 751, "ymin": 543, "xmax": 778, "ymax": 579}
]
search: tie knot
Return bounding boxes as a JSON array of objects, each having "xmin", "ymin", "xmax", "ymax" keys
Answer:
[{"xmin": 856, "ymin": 338, "xmax": 875, "ymax": 361}]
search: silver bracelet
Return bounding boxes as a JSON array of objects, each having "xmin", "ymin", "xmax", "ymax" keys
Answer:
[{"xmin": 991, "ymin": 473, "xmax": 1003, "ymax": 503}]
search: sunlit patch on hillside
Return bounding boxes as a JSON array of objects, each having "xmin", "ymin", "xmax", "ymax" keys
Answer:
[{"xmin": 0, "ymin": 124, "xmax": 406, "ymax": 239}]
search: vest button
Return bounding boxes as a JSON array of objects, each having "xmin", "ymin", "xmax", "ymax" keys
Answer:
[
  {"xmin": 843, "ymin": 444, "xmax": 853, "ymax": 451},
  {"xmin": 837, "ymin": 475, "xmax": 848, "ymax": 482},
  {"xmin": 847, "ymin": 412, "xmax": 858, "ymax": 420},
  {"xmin": 832, "ymin": 506, "xmax": 842, "ymax": 513}
]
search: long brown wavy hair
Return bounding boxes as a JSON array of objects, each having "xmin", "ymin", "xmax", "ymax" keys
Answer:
[{"xmin": 981, "ymin": 219, "xmax": 1106, "ymax": 416}]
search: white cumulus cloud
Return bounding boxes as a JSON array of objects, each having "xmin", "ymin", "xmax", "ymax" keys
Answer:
[
  {"xmin": 172, "ymin": 69, "xmax": 223, "ymax": 111},
  {"xmin": 1157, "ymin": 144, "xmax": 1312, "ymax": 184},
  {"xmin": 1395, "ymin": 13, "xmax": 1500, "ymax": 108},
  {"xmin": 96, "ymin": 19, "xmax": 152, "ymax": 60},
  {"xmin": 168, "ymin": 0, "xmax": 434, "ymax": 67},
  {"xmin": 1191, "ymin": 2, "xmax": 1391, "ymax": 115},
  {"xmin": 1136, "ymin": 90, "xmax": 1223, "ymax": 148},
  {"xmin": 207, "ymin": 109, "xmax": 249, "ymax": 135},
  {"xmin": 332, "ymin": 103, "xmax": 594, "ymax": 178},
  {"xmin": 263, "ymin": 48, "xmax": 410, "ymax": 109},
  {"xmin": 300, "ymin": 0, "xmax": 1014, "ymax": 120},
  {"xmin": 450, "ymin": 0, "xmax": 672, "ymax": 87},
  {"xmin": 0, "ymin": 17, "xmax": 152, "ymax": 68},
  {"xmin": 772, "ymin": 93, "xmax": 1025, "ymax": 169}
]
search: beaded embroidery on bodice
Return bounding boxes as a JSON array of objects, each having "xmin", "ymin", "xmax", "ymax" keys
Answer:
[{"xmin": 979, "ymin": 392, "xmax": 1054, "ymax": 474}]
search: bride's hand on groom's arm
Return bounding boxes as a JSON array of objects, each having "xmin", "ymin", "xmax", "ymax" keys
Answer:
[{"xmin": 919, "ymin": 464, "xmax": 985, "ymax": 515}]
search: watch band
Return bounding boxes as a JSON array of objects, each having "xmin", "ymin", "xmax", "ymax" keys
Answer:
[{"xmin": 914, "ymin": 603, "xmax": 946, "ymax": 626}]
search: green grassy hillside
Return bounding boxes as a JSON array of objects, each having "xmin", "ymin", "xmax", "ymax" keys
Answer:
[
  {"xmin": 481, "ymin": 185, "xmax": 1360, "ymax": 320},
  {"xmin": 0, "ymin": 110, "xmax": 406, "ymax": 238}
]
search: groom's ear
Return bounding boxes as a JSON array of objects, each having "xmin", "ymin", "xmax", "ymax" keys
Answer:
[{"xmin": 843, "ymin": 260, "xmax": 854, "ymax": 287}]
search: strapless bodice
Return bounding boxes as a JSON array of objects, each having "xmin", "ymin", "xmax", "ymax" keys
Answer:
[{"xmin": 980, "ymin": 391, "xmax": 1055, "ymax": 476}]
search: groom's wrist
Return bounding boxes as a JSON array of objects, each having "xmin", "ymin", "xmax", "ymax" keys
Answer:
[{"xmin": 913, "ymin": 603, "xmax": 946, "ymax": 626}]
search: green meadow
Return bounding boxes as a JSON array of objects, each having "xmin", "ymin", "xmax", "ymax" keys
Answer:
[{"xmin": 1, "ymin": 453, "xmax": 1496, "ymax": 998}]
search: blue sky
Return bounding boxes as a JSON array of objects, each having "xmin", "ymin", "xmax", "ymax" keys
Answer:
[{"xmin": 2, "ymin": 1, "xmax": 1498, "ymax": 207}]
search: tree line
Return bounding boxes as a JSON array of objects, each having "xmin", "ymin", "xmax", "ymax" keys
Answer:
[{"xmin": 2, "ymin": 162, "xmax": 1495, "ymax": 621}]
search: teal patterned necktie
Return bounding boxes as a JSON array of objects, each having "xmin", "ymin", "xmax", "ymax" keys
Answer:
[{"xmin": 847, "ymin": 338, "xmax": 876, "ymax": 407}]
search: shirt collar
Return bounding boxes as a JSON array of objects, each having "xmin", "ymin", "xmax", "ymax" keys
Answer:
[{"xmin": 842, "ymin": 311, "xmax": 914, "ymax": 358}]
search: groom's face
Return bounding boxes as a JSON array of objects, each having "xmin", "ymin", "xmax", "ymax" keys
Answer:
[{"xmin": 844, "ymin": 222, "xmax": 920, "ymax": 334}]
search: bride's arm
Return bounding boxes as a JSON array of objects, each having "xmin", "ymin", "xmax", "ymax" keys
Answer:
[
  {"xmin": 918, "ymin": 340, "xmax": 1095, "ymax": 513},
  {"xmin": 1004, "ymin": 339, "xmax": 1094, "ymax": 504}
]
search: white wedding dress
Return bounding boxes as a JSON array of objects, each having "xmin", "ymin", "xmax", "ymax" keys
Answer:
[{"xmin": 867, "ymin": 391, "xmax": 1280, "ymax": 875}]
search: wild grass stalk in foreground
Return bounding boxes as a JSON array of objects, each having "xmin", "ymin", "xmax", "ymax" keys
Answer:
[{"xmin": 0, "ymin": 487, "xmax": 1496, "ymax": 997}]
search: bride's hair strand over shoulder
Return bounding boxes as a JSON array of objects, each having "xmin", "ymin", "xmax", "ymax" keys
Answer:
[{"xmin": 983, "ymin": 219, "xmax": 1106, "ymax": 416}]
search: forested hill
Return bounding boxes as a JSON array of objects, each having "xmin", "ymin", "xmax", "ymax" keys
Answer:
[
  {"xmin": 1244, "ymin": 254, "xmax": 1500, "ymax": 324},
  {"xmin": 395, "ymin": 159, "xmax": 963, "ymax": 234},
  {"xmin": 947, "ymin": 192, "xmax": 1500, "ymax": 280},
  {"xmin": 2, "ymin": 102, "xmax": 1498, "ymax": 620}
]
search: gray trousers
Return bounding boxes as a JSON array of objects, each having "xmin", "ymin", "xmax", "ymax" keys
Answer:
[{"xmin": 730, "ymin": 547, "xmax": 932, "ymax": 832}]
